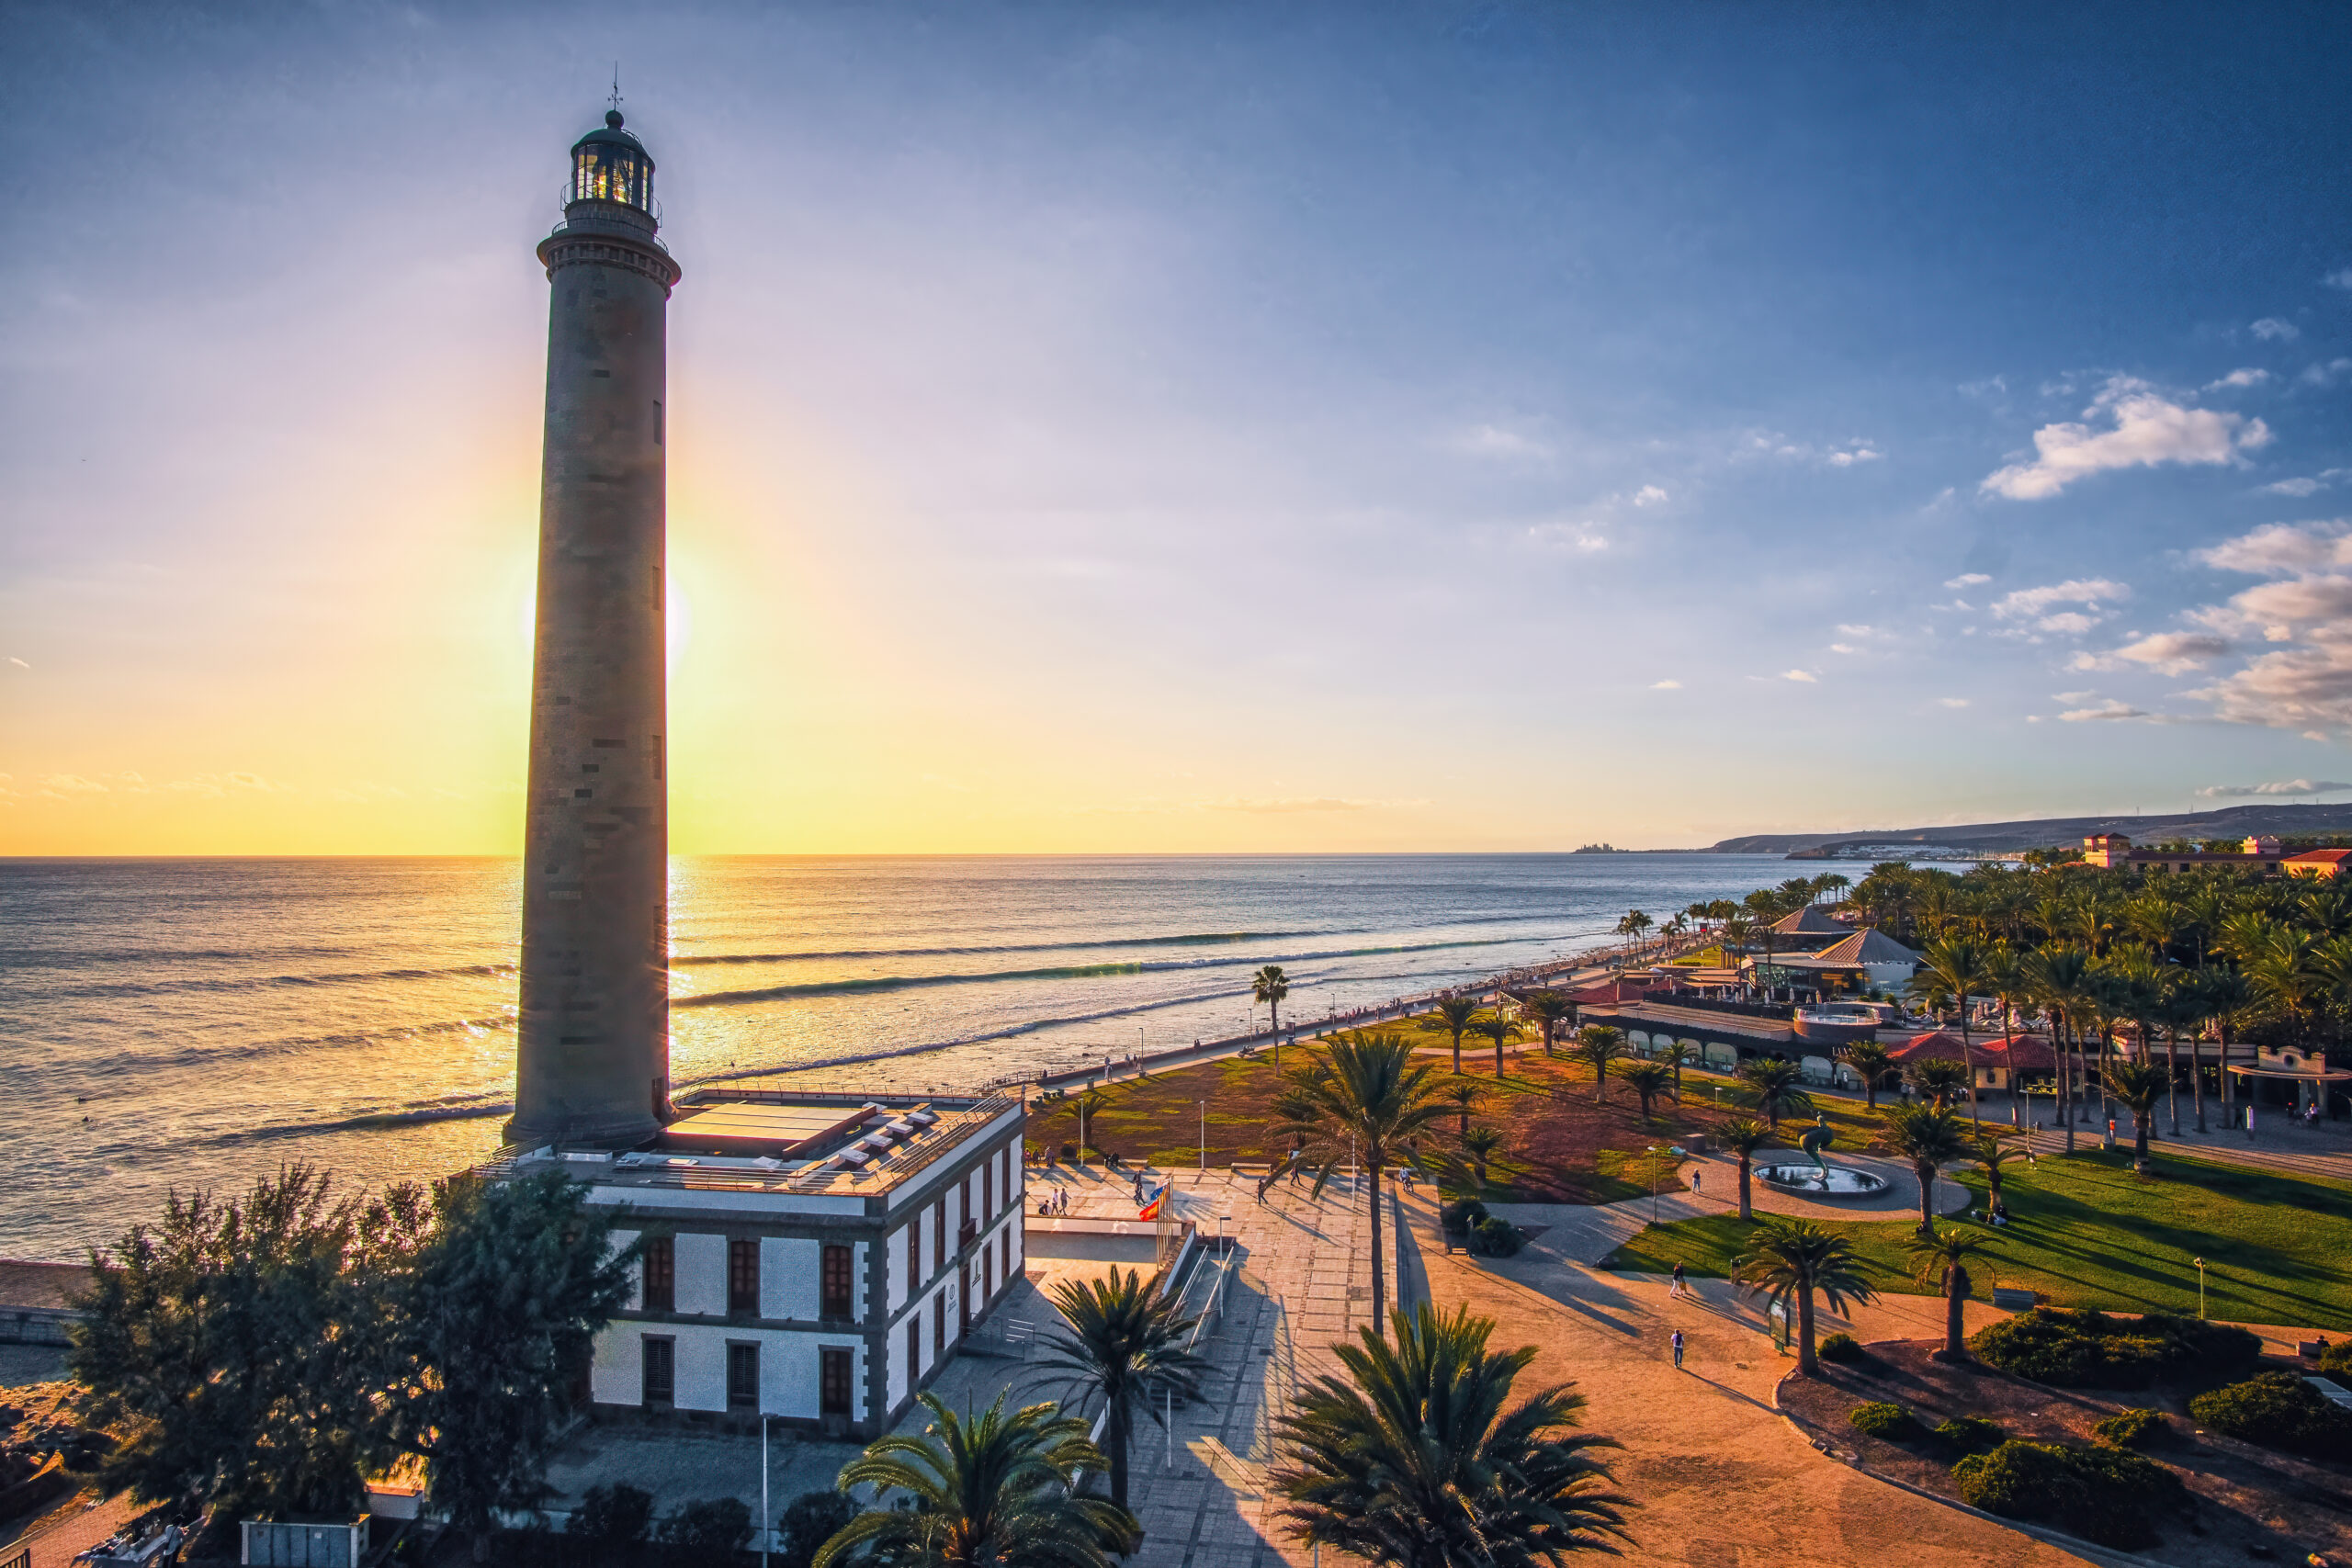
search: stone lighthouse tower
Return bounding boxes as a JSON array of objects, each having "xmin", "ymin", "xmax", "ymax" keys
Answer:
[{"xmin": 509, "ymin": 107, "xmax": 683, "ymax": 1148}]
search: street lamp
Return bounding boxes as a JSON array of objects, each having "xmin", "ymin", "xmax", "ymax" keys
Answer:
[
  {"xmin": 2192, "ymin": 1257, "xmax": 2207, "ymax": 1320},
  {"xmin": 1200, "ymin": 1100, "xmax": 1206, "ymax": 1172},
  {"xmin": 1645, "ymin": 1145, "xmax": 1685, "ymax": 1224}
]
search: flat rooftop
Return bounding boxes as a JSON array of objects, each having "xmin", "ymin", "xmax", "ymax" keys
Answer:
[{"xmin": 492, "ymin": 1089, "xmax": 1021, "ymax": 1200}]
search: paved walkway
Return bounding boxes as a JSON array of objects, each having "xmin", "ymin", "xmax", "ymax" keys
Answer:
[
  {"xmin": 1395, "ymin": 1188, "xmax": 2106, "ymax": 1568},
  {"xmin": 1485, "ymin": 1149, "xmax": 1973, "ymax": 1267}
]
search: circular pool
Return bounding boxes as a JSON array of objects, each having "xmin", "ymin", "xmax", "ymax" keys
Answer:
[{"xmin": 1755, "ymin": 1163, "xmax": 1891, "ymax": 1198}]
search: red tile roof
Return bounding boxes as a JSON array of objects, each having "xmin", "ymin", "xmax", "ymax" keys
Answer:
[
  {"xmin": 1888, "ymin": 1031, "xmax": 2052, "ymax": 1071},
  {"xmin": 1569, "ymin": 978, "xmax": 1663, "ymax": 1007},
  {"xmin": 2285, "ymin": 848, "xmax": 2352, "ymax": 863}
]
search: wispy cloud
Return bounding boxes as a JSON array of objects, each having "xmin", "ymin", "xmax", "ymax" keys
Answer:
[
  {"xmin": 1990, "ymin": 578, "xmax": 2130, "ymax": 636},
  {"xmin": 2250, "ymin": 317, "xmax": 2300, "ymax": 341},
  {"xmin": 1781, "ymin": 669, "xmax": 1817, "ymax": 683},
  {"xmin": 2326, "ymin": 269, "xmax": 2352, "ymax": 292},
  {"xmin": 2203, "ymin": 367, "xmax": 2270, "ymax": 390},
  {"xmin": 1633, "ymin": 485, "xmax": 1669, "ymax": 506},
  {"xmin": 1453, "ymin": 423, "xmax": 1553, "ymax": 460},
  {"xmin": 2059, "ymin": 699, "xmax": 2148, "ymax": 722},
  {"xmin": 2298, "ymin": 357, "xmax": 2352, "ymax": 389},
  {"xmin": 1650, "ymin": 679, "xmax": 1681, "ymax": 689},
  {"xmin": 2071, "ymin": 630, "xmax": 2231, "ymax": 676},
  {"xmin": 1942, "ymin": 573, "xmax": 1991, "ymax": 589},
  {"xmin": 1936, "ymin": 697, "xmax": 1970, "ymax": 708},
  {"xmin": 1980, "ymin": 377, "xmax": 2270, "ymax": 500},
  {"xmin": 6, "ymin": 657, "xmax": 27, "ymax": 670},
  {"xmin": 2195, "ymin": 778, "xmax": 2352, "ymax": 799}
]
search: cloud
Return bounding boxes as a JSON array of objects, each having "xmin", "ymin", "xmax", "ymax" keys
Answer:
[
  {"xmin": 1526, "ymin": 524, "xmax": 1609, "ymax": 553},
  {"xmin": 1836, "ymin": 624, "xmax": 1884, "ymax": 637},
  {"xmin": 2052, "ymin": 691, "xmax": 2098, "ymax": 704},
  {"xmin": 1781, "ymin": 669, "xmax": 1817, "ymax": 682},
  {"xmin": 2059, "ymin": 700, "xmax": 2149, "ymax": 722},
  {"xmin": 2204, "ymin": 367, "xmax": 2270, "ymax": 391},
  {"xmin": 1980, "ymin": 378, "xmax": 2271, "ymax": 500},
  {"xmin": 2262, "ymin": 478, "xmax": 2324, "ymax": 497},
  {"xmin": 1453, "ymin": 424, "xmax": 1552, "ymax": 460},
  {"xmin": 2196, "ymin": 519, "xmax": 2352, "ymax": 576},
  {"xmin": 2103, "ymin": 630, "xmax": 2233, "ymax": 675},
  {"xmin": 1825, "ymin": 445, "xmax": 1883, "ymax": 467},
  {"xmin": 2251, "ymin": 317, "xmax": 2301, "ymax": 341},
  {"xmin": 6, "ymin": 657, "xmax": 27, "ymax": 669},
  {"xmin": 1828, "ymin": 643, "xmax": 1859, "ymax": 655},
  {"xmin": 2187, "ymin": 638, "xmax": 2352, "ymax": 733},
  {"xmin": 1990, "ymin": 578, "xmax": 2129, "ymax": 636},
  {"xmin": 2195, "ymin": 778, "xmax": 2352, "ymax": 799},
  {"xmin": 2327, "ymin": 269, "xmax": 2352, "ymax": 291},
  {"xmin": 1650, "ymin": 679, "xmax": 1682, "ymax": 690},
  {"xmin": 2299, "ymin": 357, "xmax": 2352, "ymax": 389},
  {"xmin": 1633, "ymin": 485, "xmax": 1668, "ymax": 507},
  {"xmin": 1942, "ymin": 573, "xmax": 1991, "ymax": 589},
  {"xmin": 37, "ymin": 773, "xmax": 108, "ymax": 798},
  {"xmin": 1937, "ymin": 697, "xmax": 1970, "ymax": 708}
]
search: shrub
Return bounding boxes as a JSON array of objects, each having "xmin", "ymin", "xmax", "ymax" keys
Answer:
[
  {"xmin": 778, "ymin": 1488, "xmax": 859, "ymax": 1568},
  {"xmin": 1468, "ymin": 1215, "xmax": 1523, "ymax": 1258},
  {"xmin": 1931, "ymin": 1415, "xmax": 2007, "ymax": 1455},
  {"xmin": 657, "ymin": 1496, "xmax": 755, "ymax": 1553},
  {"xmin": 1440, "ymin": 1199, "xmax": 1489, "ymax": 1239},
  {"xmin": 2093, "ymin": 1407, "xmax": 2170, "ymax": 1450},
  {"xmin": 2317, "ymin": 1338, "xmax": 2352, "ymax": 1391},
  {"xmin": 1968, "ymin": 1307, "xmax": 2261, "ymax": 1390},
  {"xmin": 1816, "ymin": 1332, "xmax": 1864, "ymax": 1364},
  {"xmin": 1953, "ymin": 1439, "xmax": 2187, "ymax": 1550},
  {"xmin": 2188, "ymin": 1372, "xmax": 2352, "ymax": 1462},
  {"xmin": 567, "ymin": 1483, "xmax": 654, "ymax": 1543},
  {"xmin": 1849, "ymin": 1402, "xmax": 1923, "ymax": 1442}
]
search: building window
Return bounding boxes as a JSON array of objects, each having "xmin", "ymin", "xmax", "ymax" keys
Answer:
[
  {"xmin": 820, "ymin": 1348, "xmax": 854, "ymax": 1417},
  {"xmin": 641, "ymin": 1337, "xmax": 674, "ymax": 1405},
  {"xmin": 933, "ymin": 1292, "xmax": 944, "ymax": 1357},
  {"xmin": 729, "ymin": 1239, "xmax": 760, "ymax": 1314},
  {"xmin": 933, "ymin": 1200, "xmax": 946, "ymax": 1276},
  {"xmin": 985, "ymin": 1157, "xmax": 995, "ymax": 1219},
  {"xmin": 907, "ymin": 1318, "xmax": 922, "ymax": 1387},
  {"xmin": 902, "ymin": 1224, "xmax": 917, "ymax": 1303},
  {"xmin": 821, "ymin": 1245, "xmax": 854, "ymax": 1321},
  {"xmin": 642, "ymin": 1236, "xmax": 674, "ymax": 1313},
  {"xmin": 727, "ymin": 1342, "xmax": 759, "ymax": 1408}
]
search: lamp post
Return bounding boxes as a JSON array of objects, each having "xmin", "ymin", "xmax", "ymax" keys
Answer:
[
  {"xmin": 1200, "ymin": 1100, "xmax": 1206, "ymax": 1172},
  {"xmin": 2192, "ymin": 1256, "xmax": 2207, "ymax": 1320}
]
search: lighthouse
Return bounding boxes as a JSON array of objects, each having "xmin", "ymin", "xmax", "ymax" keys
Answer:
[{"xmin": 509, "ymin": 107, "xmax": 683, "ymax": 1148}]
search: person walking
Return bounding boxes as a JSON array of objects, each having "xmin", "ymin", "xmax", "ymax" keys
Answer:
[
  {"xmin": 1669, "ymin": 1261, "xmax": 1687, "ymax": 1299},
  {"xmin": 1671, "ymin": 1328, "xmax": 1686, "ymax": 1371},
  {"xmin": 1690, "ymin": 1169, "xmax": 1702, "ymax": 1200}
]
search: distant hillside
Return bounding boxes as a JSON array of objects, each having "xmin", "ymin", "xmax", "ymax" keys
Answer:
[{"xmin": 1708, "ymin": 803, "xmax": 2352, "ymax": 856}]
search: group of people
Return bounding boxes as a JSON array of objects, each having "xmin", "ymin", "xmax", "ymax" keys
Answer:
[{"xmin": 1035, "ymin": 1185, "xmax": 1069, "ymax": 1216}]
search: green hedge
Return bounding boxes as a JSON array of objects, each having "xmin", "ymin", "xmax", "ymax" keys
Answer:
[
  {"xmin": 1967, "ymin": 1308, "xmax": 2261, "ymax": 1389},
  {"xmin": 1952, "ymin": 1439, "xmax": 2187, "ymax": 1550},
  {"xmin": 1849, "ymin": 1401, "xmax": 1923, "ymax": 1442},
  {"xmin": 2188, "ymin": 1372, "xmax": 2352, "ymax": 1462},
  {"xmin": 1817, "ymin": 1332, "xmax": 1864, "ymax": 1363},
  {"xmin": 1468, "ymin": 1214, "xmax": 1524, "ymax": 1257},
  {"xmin": 1931, "ymin": 1415, "xmax": 2006, "ymax": 1455},
  {"xmin": 2092, "ymin": 1407, "xmax": 2169, "ymax": 1450}
]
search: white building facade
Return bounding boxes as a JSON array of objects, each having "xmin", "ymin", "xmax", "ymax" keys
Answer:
[{"xmin": 513, "ymin": 1090, "xmax": 1025, "ymax": 1439}]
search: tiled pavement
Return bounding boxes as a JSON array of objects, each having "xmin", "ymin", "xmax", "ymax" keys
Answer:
[{"xmin": 919, "ymin": 1165, "xmax": 1394, "ymax": 1568}]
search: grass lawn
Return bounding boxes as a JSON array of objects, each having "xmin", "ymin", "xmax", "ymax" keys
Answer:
[{"xmin": 1604, "ymin": 1147, "xmax": 2352, "ymax": 1331}]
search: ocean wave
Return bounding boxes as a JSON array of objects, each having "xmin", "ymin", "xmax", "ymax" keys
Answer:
[
  {"xmin": 36, "ymin": 961, "xmax": 516, "ymax": 1001},
  {"xmin": 669, "ymin": 930, "xmax": 1327, "ymax": 966},
  {"xmin": 196, "ymin": 1100, "xmax": 515, "ymax": 1148},
  {"xmin": 671, "ymin": 936, "xmax": 1526, "ymax": 1010}
]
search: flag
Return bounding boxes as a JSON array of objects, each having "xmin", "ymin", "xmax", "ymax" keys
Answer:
[{"xmin": 1137, "ymin": 1182, "xmax": 1170, "ymax": 1222}]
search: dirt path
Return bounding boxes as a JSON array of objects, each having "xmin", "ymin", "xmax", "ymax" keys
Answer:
[{"xmin": 1396, "ymin": 1190, "xmax": 2103, "ymax": 1568}]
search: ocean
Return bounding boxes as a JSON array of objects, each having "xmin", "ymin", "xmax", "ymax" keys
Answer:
[{"xmin": 1, "ymin": 853, "xmax": 1784, "ymax": 1259}]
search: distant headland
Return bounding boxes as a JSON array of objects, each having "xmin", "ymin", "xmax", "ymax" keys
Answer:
[{"xmin": 1703, "ymin": 801, "xmax": 2352, "ymax": 857}]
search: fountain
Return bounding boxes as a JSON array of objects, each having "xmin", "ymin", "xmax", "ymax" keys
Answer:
[{"xmin": 1756, "ymin": 1114, "xmax": 1891, "ymax": 1199}]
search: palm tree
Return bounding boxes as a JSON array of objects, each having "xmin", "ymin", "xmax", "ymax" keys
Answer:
[
  {"xmin": 816, "ymin": 1391, "xmax": 1139, "ymax": 1568},
  {"xmin": 1252, "ymin": 964, "xmax": 1291, "ymax": 1035},
  {"xmin": 1031, "ymin": 1266, "xmax": 1209, "ymax": 1514},
  {"xmin": 1904, "ymin": 1055, "xmax": 1968, "ymax": 1111},
  {"xmin": 1520, "ymin": 989, "xmax": 1574, "ymax": 1057},
  {"xmin": 1905, "ymin": 1225, "xmax": 2002, "ymax": 1363},
  {"xmin": 2025, "ymin": 943, "xmax": 2094, "ymax": 1151},
  {"xmin": 1736, "ymin": 1057, "xmax": 1813, "ymax": 1132},
  {"xmin": 1272, "ymin": 1034, "xmax": 1458, "ymax": 1339},
  {"xmin": 1731, "ymin": 1220, "xmax": 1880, "ymax": 1375},
  {"xmin": 1618, "ymin": 1060, "xmax": 1674, "ymax": 1123},
  {"xmin": 1441, "ymin": 1077, "xmax": 1485, "ymax": 1138},
  {"xmin": 1270, "ymin": 1303, "xmax": 1633, "ymax": 1566},
  {"xmin": 1459, "ymin": 1126, "xmax": 1505, "ymax": 1191},
  {"xmin": 1615, "ymin": 908, "xmax": 1654, "ymax": 956},
  {"xmin": 2104, "ymin": 1060, "xmax": 2169, "ymax": 1175},
  {"xmin": 2199, "ymin": 968, "xmax": 2256, "ymax": 1128},
  {"xmin": 1573, "ymin": 1026, "xmax": 1627, "ymax": 1103},
  {"xmin": 1420, "ymin": 996, "xmax": 1483, "ymax": 1077},
  {"xmin": 1471, "ymin": 1009, "xmax": 1526, "ymax": 1078},
  {"xmin": 1715, "ymin": 1117, "xmax": 1774, "ymax": 1222},
  {"xmin": 1881, "ymin": 1103, "xmax": 1970, "ymax": 1237},
  {"xmin": 1842, "ymin": 1041, "xmax": 1894, "ymax": 1110},
  {"xmin": 1967, "ymin": 1129, "xmax": 2025, "ymax": 1215},
  {"xmin": 1910, "ymin": 936, "xmax": 1988, "ymax": 1125}
]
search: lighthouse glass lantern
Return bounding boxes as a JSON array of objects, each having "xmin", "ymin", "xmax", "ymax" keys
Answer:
[{"xmin": 570, "ymin": 111, "xmax": 654, "ymax": 213}]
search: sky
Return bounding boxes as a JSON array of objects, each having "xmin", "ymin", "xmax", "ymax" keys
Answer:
[{"xmin": 4, "ymin": 0, "xmax": 2350, "ymax": 854}]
